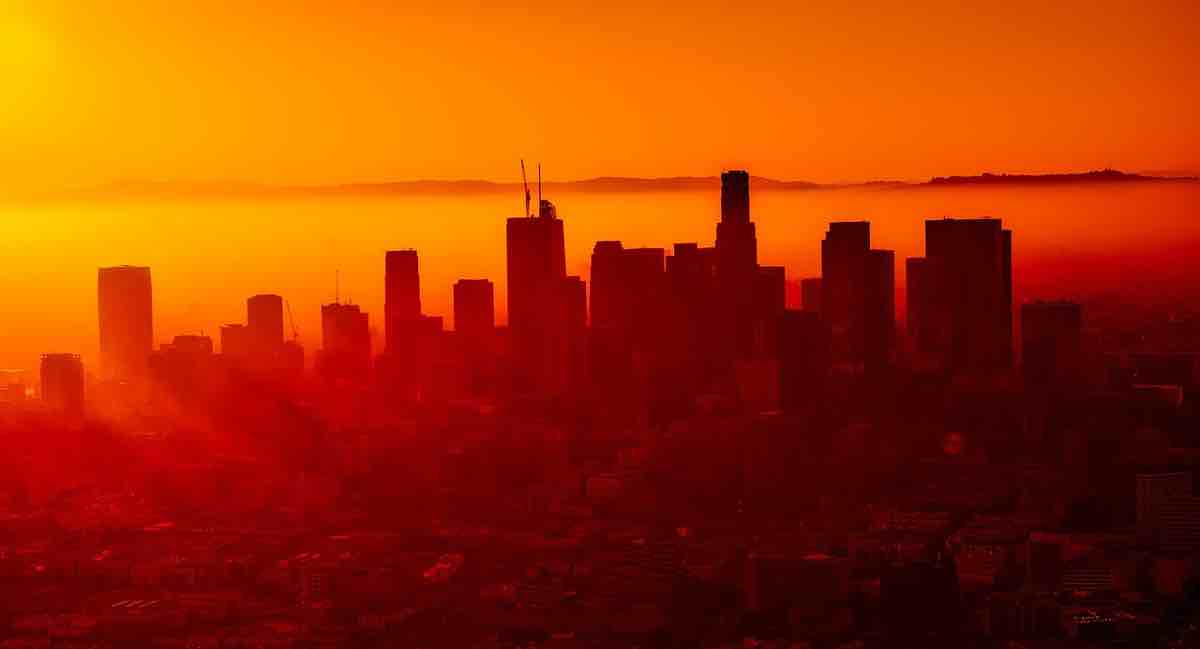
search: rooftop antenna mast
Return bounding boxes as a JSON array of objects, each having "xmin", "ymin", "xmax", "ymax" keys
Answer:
[
  {"xmin": 520, "ymin": 159, "xmax": 531, "ymax": 218},
  {"xmin": 335, "ymin": 269, "xmax": 340, "ymax": 304},
  {"xmin": 538, "ymin": 163, "xmax": 542, "ymax": 209}
]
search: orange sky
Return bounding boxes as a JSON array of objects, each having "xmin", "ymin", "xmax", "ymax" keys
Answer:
[{"xmin": 2, "ymin": 1, "xmax": 1198, "ymax": 193}]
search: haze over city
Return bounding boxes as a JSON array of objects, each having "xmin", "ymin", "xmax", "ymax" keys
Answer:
[{"xmin": 2, "ymin": 2, "xmax": 1200, "ymax": 649}]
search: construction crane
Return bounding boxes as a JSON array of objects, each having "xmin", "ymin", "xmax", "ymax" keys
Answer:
[
  {"xmin": 285, "ymin": 299, "xmax": 300, "ymax": 341},
  {"xmin": 520, "ymin": 159, "xmax": 531, "ymax": 218}
]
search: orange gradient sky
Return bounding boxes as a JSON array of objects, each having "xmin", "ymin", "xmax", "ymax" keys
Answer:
[{"xmin": 2, "ymin": 0, "xmax": 1198, "ymax": 193}]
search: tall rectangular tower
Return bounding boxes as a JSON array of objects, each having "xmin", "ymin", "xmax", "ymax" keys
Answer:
[
  {"xmin": 385, "ymin": 250, "xmax": 421, "ymax": 354},
  {"xmin": 97, "ymin": 265, "xmax": 153, "ymax": 381},
  {"xmin": 506, "ymin": 200, "xmax": 568, "ymax": 394}
]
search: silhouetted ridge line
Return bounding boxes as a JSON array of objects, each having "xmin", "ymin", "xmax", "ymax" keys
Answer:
[{"xmin": 924, "ymin": 168, "xmax": 1197, "ymax": 187}]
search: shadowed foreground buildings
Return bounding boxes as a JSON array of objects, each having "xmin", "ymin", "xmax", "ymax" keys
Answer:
[{"xmin": 39, "ymin": 353, "xmax": 84, "ymax": 416}]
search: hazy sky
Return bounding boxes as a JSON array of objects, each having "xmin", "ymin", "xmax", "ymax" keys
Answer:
[{"xmin": 2, "ymin": 1, "xmax": 1198, "ymax": 192}]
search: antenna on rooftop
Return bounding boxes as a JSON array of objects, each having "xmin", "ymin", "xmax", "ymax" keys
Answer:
[
  {"xmin": 520, "ymin": 159, "xmax": 531, "ymax": 218},
  {"xmin": 538, "ymin": 162, "xmax": 542, "ymax": 208},
  {"xmin": 335, "ymin": 269, "xmax": 340, "ymax": 304}
]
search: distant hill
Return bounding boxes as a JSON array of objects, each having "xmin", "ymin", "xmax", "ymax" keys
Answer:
[
  {"xmin": 924, "ymin": 169, "xmax": 1197, "ymax": 187},
  {"xmin": 24, "ymin": 168, "xmax": 1195, "ymax": 203}
]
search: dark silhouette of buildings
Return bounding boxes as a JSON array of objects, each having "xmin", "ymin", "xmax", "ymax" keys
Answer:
[
  {"xmin": 40, "ymin": 353, "xmax": 84, "ymax": 416},
  {"xmin": 1022, "ymin": 300, "xmax": 1083, "ymax": 389},
  {"xmin": 318, "ymin": 303, "xmax": 371, "ymax": 382},
  {"xmin": 715, "ymin": 170, "xmax": 759, "ymax": 362},
  {"xmin": 97, "ymin": 265, "xmax": 153, "ymax": 381},
  {"xmin": 820, "ymin": 222, "xmax": 894, "ymax": 371},
  {"xmin": 247, "ymin": 294, "xmax": 285, "ymax": 350},
  {"xmin": 506, "ymin": 197, "xmax": 572, "ymax": 395},
  {"xmin": 908, "ymin": 218, "xmax": 1013, "ymax": 374},
  {"xmin": 778, "ymin": 310, "xmax": 831, "ymax": 413},
  {"xmin": 453, "ymin": 279, "xmax": 495, "ymax": 394},
  {"xmin": 800, "ymin": 277, "xmax": 822, "ymax": 314},
  {"xmin": 385, "ymin": 250, "xmax": 421, "ymax": 360}
]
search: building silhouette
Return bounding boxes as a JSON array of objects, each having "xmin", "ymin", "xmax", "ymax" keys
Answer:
[
  {"xmin": 800, "ymin": 277, "xmax": 822, "ymax": 314},
  {"xmin": 506, "ymin": 198, "xmax": 570, "ymax": 395},
  {"xmin": 247, "ymin": 294, "xmax": 284, "ymax": 350},
  {"xmin": 319, "ymin": 303, "xmax": 371, "ymax": 382},
  {"xmin": 820, "ymin": 223, "xmax": 894, "ymax": 371},
  {"xmin": 385, "ymin": 250, "xmax": 421, "ymax": 359},
  {"xmin": 40, "ymin": 353, "xmax": 84, "ymax": 416},
  {"xmin": 715, "ymin": 170, "xmax": 759, "ymax": 362},
  {"xmin": 1022, "ymin": 300, "xmax": 1083, "ymax": 390},
  {"xmin": 97, "ymin": 265, "xmax": 153, "ymax": 381},
  {"xmin": 454, "ymin": 279, "xmax": 495, "ymax": 394},
  {"xmin": 908, "ymin": 218, "xmax": 1013, "ymax": 374}
]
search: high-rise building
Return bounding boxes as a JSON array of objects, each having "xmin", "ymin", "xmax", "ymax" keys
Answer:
[
  {"xmin": 319, "ymin": 303, "xmax": 371, "ymax": 382},
  {"xmin": 1022, "ymin": 300, "xmax": 1083, "ymax": 390},
  {"xmin": 220, "ymin": 323, "xmax": 251, "ymax": 361},
  {"xmin": 385, "ymin": 250, "xmax": 421, "ymax": 356},
  {"xmin": 453, "ymin": 279, "xmax": 495, "ymax": 394},
  {"xmin": 40, "ymin": 353, "xmax": 84, "ymax": 415},
  {"xmin": 909, "ymin": 218, "xmax": 1013, "ymax": 374},
  {"xmin": 98, "ymin": 266, "xmax": 153, "ymax": 381},
  {"xmin": 753, "ymin": 266, "xmax": 786, "ymax": 358},
  {"xmin": 715, "ymin": 170, "xmax": 758, "ymax": 361},
  {"xmin": 820, "ymin": 223, "xmax": 893, "ymax": 370},
  {"xmin": 506, "ymin": 198, "xmax": 569, "ymax": 394},
  {"xmin": 778, "ymin": 310, "xmax": 831, "ymax": 413},
  {"xmin": 800, "ymin": 277, "xmax": 822, "ymax": 314},
  {"xmin": 454, "ymin": 279, "xmax": 495, "ymax": 338},
  {"xmin": 247, "ymin": 294, "xmax": 285, "ymax": 350}
]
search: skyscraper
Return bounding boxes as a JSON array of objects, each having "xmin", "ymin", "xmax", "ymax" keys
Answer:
[
  {"xmin": 319, "ymin": 303, "xmax": 371, "ymax": 382},
  {"xmin": 820, "ymin": 223, "xmax": 894, "ymax": 370},
  {"xmin": 506, "ymin": 198, "xmax": 569, "ymax": 394},
  {"xmin": 454, "ymin": 279, "xmax": 495, "ymax": 338},
  {"xmin": 454, "ymin": 279, "xmax": 496, "ymax": 394},
  {"xmin": 247, "ymin": 294, "xmax": 285, "ymax": 350},
  {"xmin": 1021, "ymin": 300, "xmax": 1083, "ymax": 390},
  {"xmin": 40, "ymin": 353, "xmax": 84, "ymax": 416},
  {"xmin": 800, "ymin": 277, "xmax": 822, "ymax": 314},
  {"xmin": 909, "ymin": 218, "xmax": 1013, "ymax": 374},
  {"xmin": 778, "ymin": 310, "xmax": 830, "ymax": 414},
  {"xmin": 715, "ymin": 170, "xmax": 759, "ymax": 361},
  {"xmin": 385, "ymin": 250, "xmax": 421, "ymax": 356},
  {"xmin": 97, "ymin": 266, "xmax": 153, "ymax": 381}
]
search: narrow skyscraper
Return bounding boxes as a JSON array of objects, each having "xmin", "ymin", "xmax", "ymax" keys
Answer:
[
  {"xmin": 506, "ymin": 196, "xmax": 570, "ymax": 394},
  {"xmin": 97, "ymin": 265, "xmax": 153, "ymax": 381},
  {"xmin": 40, "ymin": 353, "xmax": 84, "ymax": 416}
]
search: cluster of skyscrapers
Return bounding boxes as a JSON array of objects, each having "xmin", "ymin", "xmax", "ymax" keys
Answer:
[{"xmin": 40, "ymin": 169, "xmax": 1089, "ymax": 423}]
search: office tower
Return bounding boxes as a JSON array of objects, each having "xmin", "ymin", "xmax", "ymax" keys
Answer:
[
  {"xmin": 1022, "ymin": 300, "xmax": 1083, "ymax": 389},
  {"xmin": 563, "ymin": 275, "xmax": 588, "ymax": 392},
  {"xmin": 220, "ymin": 324, "xmax": 252, "ymax": 361},
  {"xmin": 247, "ymin": 294, "xmax": 285, "ymax": 350},
  {"xmin": 149, "ymin": 335, "xmax": 215, "ymax": 402},
  {"xmin": 454, "ymin": 279, "xmax": 495, "ymax": 338},
  {"xmin": 865, "ymin": 249, "xmax": 895, "ymax": 370},
  {"xmin": 820, "ymin": 223, "xmax": 894, "ymax": 370},
  {"xmin": 385, "ymin": 250, "xmax": 421, "ymax": 354},
  {"xmin": 910, "ymin": 218, "xmax": 1013, "ymax": 374},
  {"xmin": 905, "ymin": 256, "xmax": 943, "ymax": 357},
  {"xmin": 506, "ymin": 198, "xmax": 569, "ymax": 394},
  {"xmin": 454, "ymin": 279, "xmax": 495, "ymax": 393},
  {"xmin": 1159, "ymin": 495, "xmax": 1200, "ymax": 554},
  {"xmin": 715, "ymin": 170, "xmax": 758, "ymax": 361},
  {"xmin": 662, "ymin": 243, "xmax": 719, "ymax": 404},
  {"xmin": 40, "ymin": 353, "xmax": 84, "ymax": 415},
  {"xmin": 778, "ymin": 310, "xmax": 831, "ymax": 413},
  {"xmin": 319, "ymin": 303, "xmax": 371, "ymax": 382},
  {"xmin": 590, "ymin": 241, "xmax": 627, "ymax": 333},
  {"xmin": 97, "ymin": 265, "xmax": 153, "ymax": 381},
  {"xmin": 800, "ymin": 277, "xmax": 822, "ymax": 314},
  {"xmin": 753, "ymin": 266, "xmax": 786, "ymax": 357}
]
